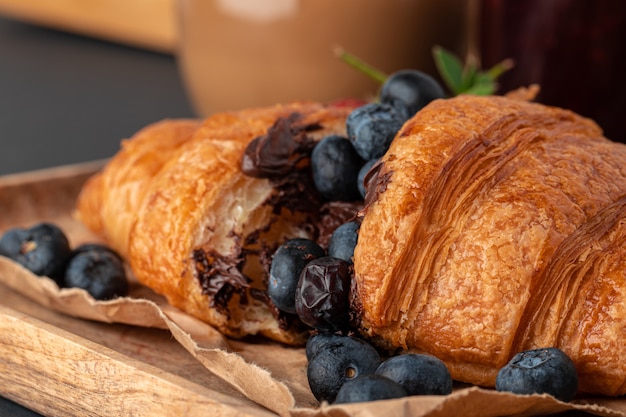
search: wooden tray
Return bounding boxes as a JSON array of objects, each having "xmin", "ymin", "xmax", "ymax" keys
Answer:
[
  {"xmin": 0, "ymin": 162, "xmax": 274, "ymax": 417},
  {"xmin": 1, "ymin": 162, "xmax": 625, "ymax": 417}
]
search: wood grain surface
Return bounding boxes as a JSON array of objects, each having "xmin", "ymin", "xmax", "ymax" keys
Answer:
[{"xmin": 0, "ymin": 289, "xmax": 276, "ymax": 417}]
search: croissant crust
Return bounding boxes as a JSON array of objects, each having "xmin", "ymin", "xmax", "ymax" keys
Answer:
[
  {"xmin": 76, "ymin": 101, "xmax": 357, "ymax": 345},
  {"xmin": 354, "ymin": 95, "xmax": 626, "ymax": 396}
]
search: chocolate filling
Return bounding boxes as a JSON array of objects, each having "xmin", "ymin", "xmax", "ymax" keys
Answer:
[
  {"xmin": 195, "ymin": 112, "xmax": 364, "ymax": 322},
  {"xmin": 358, "ymin": 158, "xmax": 393, "ymax": 219},
  {"xmin": 316, "ymin": 201, "xmax": 362, "ymax": 249},
  {"xmin": 241, "ymin": 113, "xmax": 322, "ymax": 179},
  {"xmin": 193, "ymin": 248, "xmax": 249, "ymax": 316},
  {"xmin": 242, "ymin": 112, "xmax": 326, "ymax": 213}
]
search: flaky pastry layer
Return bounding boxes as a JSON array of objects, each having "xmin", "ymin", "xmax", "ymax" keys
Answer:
[
  {"xmin": 354, "ymin": 95, "xmax": 626, "ymax": 396},
  {"xmin": 76, "ymin": 101, "xmax": 356, "ymax": 345}
]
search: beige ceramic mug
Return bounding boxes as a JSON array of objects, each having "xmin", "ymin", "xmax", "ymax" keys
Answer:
[{"xmin": 177, "ymin": 0, "xmax": 469, "ymax": 116}]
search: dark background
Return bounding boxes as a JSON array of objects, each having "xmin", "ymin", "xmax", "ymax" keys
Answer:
[
  {"xmin": 0, "ymin": 14, "xmax": 194, "ymax": 416},
  {"xmin": 479, "ymin": 0, "xmax": 626, "ymax": 142},
  {"xmin": 0, "ymin": 15, "xmax": 195, "ymax": 176}
]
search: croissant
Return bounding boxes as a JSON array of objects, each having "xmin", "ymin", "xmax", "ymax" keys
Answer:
[
  {"xmin": 76, "ymin": 101, "xmax": 359, "ymax": 344},
  {"xmin": 77, "ymin": 118, "xmax": 201, "ymax": 254},
  {"xmin": 353, "ymin": 94, "xmax": 626, "ymax": 396},
  {"xmin": 77, "ymin": 94, "xmax": 626, "ymax": 396}
]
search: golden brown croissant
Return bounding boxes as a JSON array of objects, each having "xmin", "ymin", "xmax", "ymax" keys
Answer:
[
  {"xmin": 76, "ymin": 101, "xmax": 359, "ymax": 344},
  {"xmin": 353, "ymin": 94, "xmax": 626, "ymax": 396},
  {"xmin": 77, "ymin": 94, "xmax": 626, "ymax": 396},
  {"xmin": 77, "ymin": 118, "xmax": 201, "ymax": 254}
]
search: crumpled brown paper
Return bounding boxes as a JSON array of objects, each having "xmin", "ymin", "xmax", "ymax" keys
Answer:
[{"xmin": 0, "ymin": 256, "xmax": 624, "ymax": 417}]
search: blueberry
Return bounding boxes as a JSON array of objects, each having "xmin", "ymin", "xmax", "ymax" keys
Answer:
[
  {"xmin": 305, "ymin": 332, "xmax": 337, "ymax": 360},
  {"xmin": 357, "ymin": 158, "xmax": 379, "ymax": 199},
  {"xmin": 346, "ymin": 102, "xmax": 408, "ymax": 161},
  {"xmin": 0, "ymin": 228, "xmax": 24, "ymax": 258},
  {"xmin": 64, "ymin": 245, "xmax": 129, "ymax": 300},
  {"xmin": 268, "ymin": 238, "xmax": 325, "ymax": 314},
  {"xmin": 310, "ymin": 135, "xmax": 364, "ymax": 201},
  {"xmin": 328, "ymin": 221, "xmax": 359, "ymax": 264},
  {"xmin": 380, "ymin": 69, "xmax": 446, "ymax": 116},
  {"xmin": 0, "ymin": 223, "xmax": 72, "ymax": 285},
  {"xmin": 72, "ymin": 243, "xmax": 123, "ymax": 262},
  {"xmin": 495, "ymin": 347, "xmax": 578, "ymax": 402},
  {"xmin": 334, "ymin": 374, "xmax": 408, "ymax": 404},
  {"xmin": 295, "ymin": 256, "xmax": 352, "ymax": 332},
  {"xmin": 306, "ymin": 333, "xmax": 381, "ymax": 403},
  {"xmin": 376, "ymin": 353, "xmax": 452, "ymax": 396}
]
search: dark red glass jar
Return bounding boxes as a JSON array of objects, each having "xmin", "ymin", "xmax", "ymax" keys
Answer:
[{"xmin": 479, "ymin": 0, "xmax": 626, "ymax": 142}]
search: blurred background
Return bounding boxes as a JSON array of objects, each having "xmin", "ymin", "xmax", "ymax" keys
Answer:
[
  {"xmin": 479, "ymin": 0, "xmax": 626, "ymax": 143},
  {"xmin": 0, "ymin": 0, "xmax": 470, "ymax": 176},
  {"xmin": 0, "ymin": 0, "xmax": 194, "ymax": 176},
  {"xmin": 1, "ymin": 0, "xmax": 623, "ymax": 178}
]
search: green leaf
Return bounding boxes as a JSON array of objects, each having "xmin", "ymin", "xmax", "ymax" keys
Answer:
[
  {"xmin": 432, "ymin": 45, "xmax": 465, "ymax": 95},
  {"xmin": 432, "ymin": 45, "xmax": 514, "ymax": 96},
  {"xmin": 333, "ymin": 44, "xmax": 514, "ymax": 98},
  {"xmin": 486, "ymin": 58, "xmax": 515, "ymax": 80},
  {"xmin": 463, "ymin": 82, "xmax": 497, "ymax": 96},
  {"xmin": 460, "ymin": 61, "xmax": 478, "ymax": 92},
  {"xmin": 333, "ymin": 46, "xmax": 388, "ymax": 84}
]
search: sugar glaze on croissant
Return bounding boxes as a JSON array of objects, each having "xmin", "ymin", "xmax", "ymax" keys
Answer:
[{"xmin": 353, "ymin": 95, "xmax": 626, "ymax": 396}]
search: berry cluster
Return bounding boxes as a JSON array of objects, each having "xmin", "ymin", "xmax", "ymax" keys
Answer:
[
  {"xmin": 306, "ymin": 332, "xmax": 453, "ymax": 404},
  {"xmin": 0, "ymin": 222, "xmax": 129, "ymax": 300},
  {"xmin": 263, "ymin": 71, "xmax": 446, "ymax": 403},
  {"xmin": 304, "ymin": 332, "xmax": 578, "ymax": 404},
  {"xmin": 268, "ymin": 236, "xmax": 354, "ymax": 333},
  {"xmin": 269, "ymin": 70, "xmax": 447, "ymax": 333},
  {"xmin": 311, "ymin": 69, "xmax": 446, "ymax": 202}
]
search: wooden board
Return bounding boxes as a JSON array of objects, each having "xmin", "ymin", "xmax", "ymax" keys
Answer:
[
  {"xmin": 0, "ymin": 291, "xmax": 274, "ymax": 417},
  {"xmin": 0, "ymin": 162, "xmax": 275, "ymax": 417}
]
